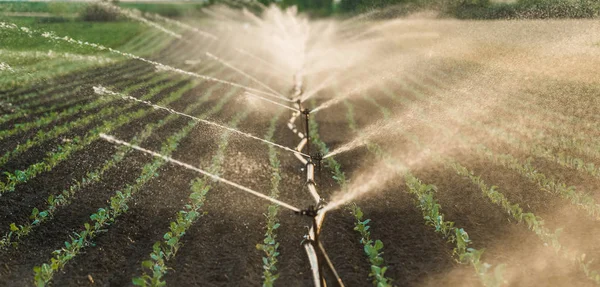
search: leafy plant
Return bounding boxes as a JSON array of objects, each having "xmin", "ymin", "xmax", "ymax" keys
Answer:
[
  {"xmin": 309, "ymin": 101, "xmax": 393, "ymax": 286},
  {"xmin": 256, "ymin": 113, "xmax": 283, "ymax": 287},
  {"xmin": 405, "ymin": 175, "xmax": 506, "ymax": 287},
  {"xmin": 351, "ymin": 205, "xmax": 392, "ymax": 286},
  {"xmin": 133, "ymin": 77, "xmax": 246, "ymax": 286}
]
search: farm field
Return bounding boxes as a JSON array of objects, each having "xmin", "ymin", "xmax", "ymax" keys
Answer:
[{"xmin": 1, "ymin": 2, "xmax": 600, "ymax": 287}]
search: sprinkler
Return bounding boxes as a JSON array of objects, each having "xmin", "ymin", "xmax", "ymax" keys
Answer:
[
  {"xmin": 295, "ymin": 204, "xmax": 320, "ymax": 217},
  {"xmin": 302, "ymin": 108, "xmax": 311, "ymax": 156},
  {"xmin": 312, "ymin": 152, "xmax": 323, "ymax": 172},
  {"xmin": 296, "ymin": 204, "xmax": 325, "ymax": 286}
]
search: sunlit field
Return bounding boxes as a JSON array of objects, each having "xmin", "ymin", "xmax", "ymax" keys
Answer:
[{"xmin": 1, "ymin": 1, "xmax": 600, "ymax": 286}]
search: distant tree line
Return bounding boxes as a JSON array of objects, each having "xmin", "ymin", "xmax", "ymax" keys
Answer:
[{"xmin": 254, "ymin": 0, "xmax": 599, "ymax": 18}]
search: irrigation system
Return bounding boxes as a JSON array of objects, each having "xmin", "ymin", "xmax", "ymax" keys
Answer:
[{"xmin": 83, "ymin": 5, "xmax": 346, "ymax": 283}]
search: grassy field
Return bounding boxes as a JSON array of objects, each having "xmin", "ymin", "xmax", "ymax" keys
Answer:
[{"xmin": 1, "ymin": 1, "xmax": 600, "ymax": 287}]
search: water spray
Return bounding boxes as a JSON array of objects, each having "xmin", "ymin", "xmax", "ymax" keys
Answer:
[
  {"xmin": 94, "ymin": 86, "xmax": 310, "ymax": 159},
  {"xmin": 99, "ymin": 134, "xmax": 302, "ymax": 213}
]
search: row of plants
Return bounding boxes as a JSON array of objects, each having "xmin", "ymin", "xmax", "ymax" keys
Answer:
[
  {"xmin": 31, "ymin": 60, "xmax": 231, "ymax": 286},
  {"xmin": 1, "ymin": 62, "xmax": 153, "ymax": 131},
  {"xmin": 478, "ymin": 146, "xmax": 600, "ymax": 220},
  {"xmin": 448, "ymin": 161, "xmax": 600, "ymax": 284},
  {"xmin": 0, "ymin": 56, "xmax": 117, "ymax": 91},
  {"xmin": 132, "ymin": 66, "xmax": 259, "ymax": 285},
  {"xmin": 1, "ymin": 60, "xmax": 127, "ymax": 102},
  {"xmin": 0, "ymin": 74, "xmax": 188, "ymax": 194},
  {"xmin": 133, "ymin": 106, "xmax": 248, "ymax": 287},
  {"xmin": 119, "ymin": 29, "xmax": 164, "ymax": 55},
  {"xmin": 371, "ymin": 74, "xmax": 600, "ymax": 284},
  {"xmin": 421, "ymin": 69, "xmax": 600, "ymax": 162},
  {"xmin": 308, "ymin": 99, "xmax": 392, "ymax": 286},
  {"xmin": 33, "ymin": 114, "xmax": 198, "ymax": 286},
  {"xmin": 0, "ymin": 68, "xmax": 176, "ymax": 159},
  {"xmin": 0, "ymin": 63, "xmax": 224, "ymax": 249},
  {"xmin": 1, "ymin": 20, "xmax": 170, "ymax": 99},
  {"xmin": 0, "ymin": 87, "xmax": 89, "ymax": 126},
  {"xmin": 371, "ymin": 81, "xmax": 600, "ymax": 284},
  {"xmin": 256, "ymin": 113, "xmax": 284, "ymax": 287},
  {"xmin": 341, "ymin": 96, "xmax": 504, "ymax": 286},
  {"xmin": 0, "ymin": 88, "xmax": 131, "ymax": 141},
  {"xmin": 411, "ymin": 73, "xmax": 600, "ymax": 222},
  {"xmin": 0, "ymin": 47, "xmax": 145, "ymax": 91},
  {"xmin": 469, "ymin": 118, "xmax": 600, "ymax": 184},
  {"xmin": 0, "ymin": 15, "xmax": 173, "ymax": 92},
  {"xmin": 382, "ymin": 72, "xmax": 600, "ymax": 222},
  {"xmin": 0, "ymin": 63, "xmax": 152, "ymax": 137},
  {"xmin": 404, "ymin": 175, "xmax": 506, "ymax": 287}
]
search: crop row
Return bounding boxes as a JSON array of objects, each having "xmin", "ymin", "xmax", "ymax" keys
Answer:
[
  {"xmin": 367, "ymin": 73, "xmax": 600, "ymax": 284},
  {"xmin": 1, "ymin": 60, "xmax": 140, "ymax": 104},
  {"xmin": 31, "ymin": 62, "xmax": 235, "ymax": 286},
  {"xmin": 254, "ymin": 112, "xmax": 285, "ymax": 287},
  {"xmin": 462, "ymin": 117, "xmax": 600, "ymax": 183},
  {"xmin": 0, "ymin": 67, "xmax": 179, "ymax": 167},
  {"xmin": 0, "ymin": 75, "xmax": 190, "ymax": 195},
  {"xmin": 0, "ymin": 63, "xmax": 153, "ymax": 130},
  {"xmin": 380, "ymin": 74, "xmax": 600, "ymax": 222},
  {"xmin": 0, "ymin": 56, "xmax": 116, "ymax": 91},
  {"xmin": 0, "ymin": 62, "xmax": 224, "ymax": 249},
  {"xmin": 404, "ymin": 175, "xmax": 506, "ymax": 286},
  {"xmin": 425, "ymin": 67, "xmax": 600, "ymax": 139},
  {"xmin": 339, "ymin": 96, "xmax": 504, "ymax": 286},
  {"xmin": 308, "ymin": 100, "xmax": 393, "ymax": 287},
  {"xmin": 133, "ymin": 74, "xmax": 248, "ymax": 286},
  {"xmin": 421, "ymin": 71, "xmax": 600, "ymax": 162}
]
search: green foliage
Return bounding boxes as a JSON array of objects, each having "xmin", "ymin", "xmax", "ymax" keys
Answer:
[
  {"xmin": 33, "ymin": 115, "xmax": 195, "ymax": 286},
  {"xmin": 134, "ymin": 78, "xmax": 245, "ymax": 286},
  {"xmin": 478, "ymin": 145, "xmax": 600, "ymax": 219},
  {"xmin": 449, "ymin": 160, "xmax": 600, "ymax": 284},
  {"xmin": 118, "ymin": 2, "xmax": 206, "ymax": 18},
  {"xmin": 0, "ymin": 17, "xmax": 146, "ymax": 54},
  {"xmin": 256, "ymin": 113, "xmax": 283, "ymax": 287},
  {"xmin": 352, "ymin": 204, "xmax": 392, "ymax": 286},
  {"xmin": 80, "ymin": 3, "xmax": 119, "ymax": 22},
  {"xmin": 405, "ymin": 174, "xmax": 506, "ymax": 287}
]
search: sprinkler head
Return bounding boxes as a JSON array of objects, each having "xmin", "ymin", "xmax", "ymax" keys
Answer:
[
  {"xmin": 312, "ymin": 152, "xmax": 323, "ymax": 172},
  {"xmin": 302, "ymin": 108, "xmax": 311, "ymax": 115},
  {"xmin": 312, "ymin": 152, "xmax": 323, "ymax": 162},
  {"xmin": 317, "ymin": 198, "xmax": 327, "ymax": 209},
  {"xmin": 295, "ymin": 205, "xmax": 320, "ymax": 217}
]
